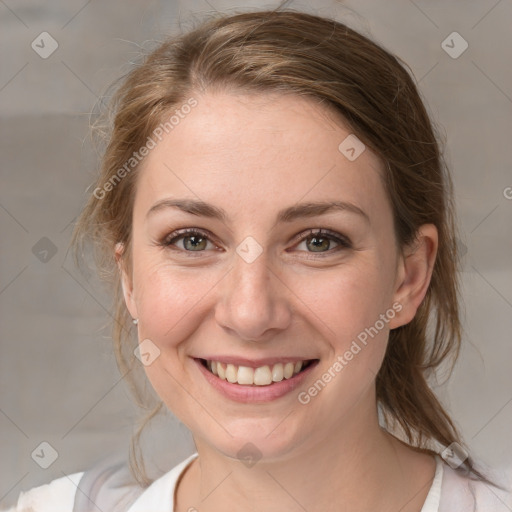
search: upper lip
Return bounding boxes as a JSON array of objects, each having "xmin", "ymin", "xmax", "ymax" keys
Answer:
[{"xmin": 194, "ymin": 356, "xmax": 319, "ymax": 368}]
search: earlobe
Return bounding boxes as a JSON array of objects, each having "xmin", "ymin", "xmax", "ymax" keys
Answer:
[
  {"xmin": 115, "ymin": 242, "xmax": 138, "ymax": 319},
  {"xmin": 388, "ymin": 224, "xmax": 438, "ymax": 329}
]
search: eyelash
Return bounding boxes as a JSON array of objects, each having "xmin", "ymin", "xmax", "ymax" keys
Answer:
[{"xmin": 160, "ymin": 227, "xmax": 352, "ymax": 256}]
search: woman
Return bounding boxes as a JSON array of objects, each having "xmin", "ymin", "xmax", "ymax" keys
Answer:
[{"xmin": 8, "ymin": 8, "xmax": 511, "ymax": 512}]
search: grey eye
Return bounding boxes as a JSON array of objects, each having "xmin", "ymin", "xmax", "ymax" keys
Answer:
[
  {"xmin": 306, "ymin": 235, "xmax": 332, "ymax": 252},
  {"xmin": 182, "ymin": 235, "xmax": 208, "ymax": 251}
]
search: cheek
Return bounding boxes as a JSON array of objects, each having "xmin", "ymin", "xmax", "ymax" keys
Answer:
[
  {"xmin": 295, "ymin": 261, "xmax": 398, "ymax": 398},
  {"xmin": 130, "ymin": 258, "xmax": 217, "ymax": 422},
  {"xmin": 132, "ymin": 259, "xmax": 214, "ymax": 344},
  {"xmin": 291, "ymin": 265, "xmax": 395, "ymax": 424},
  {"xmin": 294, "ymin": 260, "xmax": 394, "ymax": 340}
]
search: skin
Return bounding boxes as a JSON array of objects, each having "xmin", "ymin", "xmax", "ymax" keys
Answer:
[{"xmin": 117, "ymin": 90, "xmax": 438, "ymax": 512}]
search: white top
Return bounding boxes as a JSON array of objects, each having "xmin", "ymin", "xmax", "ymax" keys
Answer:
[{"xmin": 5, "ymin": 454, "xmax": 512, "ymax": 511}]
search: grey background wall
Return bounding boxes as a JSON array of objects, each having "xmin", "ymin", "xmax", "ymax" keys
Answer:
[{"xmin": 1, "ymin": 0, "xmax": 511, "ymax": 507}]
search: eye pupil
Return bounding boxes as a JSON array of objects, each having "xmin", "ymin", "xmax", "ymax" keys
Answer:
[
  {"xmin": 184, "ymin": 235, "xmax": 207, "ymax": 251},
  {"xmin": 307, "ymin": 236, "xmax": 330, "ymax": 252}
]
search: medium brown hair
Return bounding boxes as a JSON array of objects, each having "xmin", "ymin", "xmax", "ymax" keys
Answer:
[{"xmin": 73, "ymin": 7, "xmax": 492, "ymax": 486}]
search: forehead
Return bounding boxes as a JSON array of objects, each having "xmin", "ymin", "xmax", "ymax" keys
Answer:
[{"xmin": 134, "ymin": 90, "xmax": 389, "ymax": 226}]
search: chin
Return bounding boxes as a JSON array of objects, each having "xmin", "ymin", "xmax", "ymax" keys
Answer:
[{"xmin": 194, "ymin": 415, "xmax": 311, "ymax": 465}]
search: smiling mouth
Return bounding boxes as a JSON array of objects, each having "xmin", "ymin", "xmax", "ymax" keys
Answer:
[{"xmin": 198, "ymin": 358, "xmax": 317, "ymax": 386}]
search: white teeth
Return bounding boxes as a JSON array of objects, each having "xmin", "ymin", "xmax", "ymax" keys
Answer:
[
  {"xmin": 225, "ymin": 364, "xmax": 237, "ymax": 383},
  {"xmin": 205, "ymin": 359, "xmax": 310, "ymax": 386},
  {"xmin": 254, "ymin": 365, "xmax": 272, "ymax": 386},
  {"xmin": 283, "ymin": 362, "xmax": 295, "ymax": 379},
  {"xmin": 237, "ymin": 366, "xmax": 254, "ymax": 385},
  {"xmin": 272, "ymin": 363, "xmax": 284, "ymax": 382}
]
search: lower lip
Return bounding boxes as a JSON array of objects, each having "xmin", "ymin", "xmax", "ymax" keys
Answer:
[{"xmin": 194, "ymin": 358, "xmax": 319, "ymax": 403}]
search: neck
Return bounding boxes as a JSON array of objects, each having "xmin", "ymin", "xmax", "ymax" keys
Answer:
[{"xmin": 175, "ymin": 394, "xmax": 435, "ymax": 512}]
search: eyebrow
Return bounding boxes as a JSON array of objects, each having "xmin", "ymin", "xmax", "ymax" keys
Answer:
[{"xmin": 146, "ymin": 198, "xmax": 369, "ymax": 224}]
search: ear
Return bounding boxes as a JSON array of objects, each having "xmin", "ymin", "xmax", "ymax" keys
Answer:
[
  {"xmin": 115, "ymin": 242, "xmax": 138, "ymax": 320},
  {"xmin": 388, "ymin": 224, "xmax": 438, "ymax": 329}
]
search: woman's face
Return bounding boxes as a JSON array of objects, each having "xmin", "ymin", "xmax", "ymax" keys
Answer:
[{"xmin": 120, "ymin": 91, "xmax": 414, "ymax": 461}]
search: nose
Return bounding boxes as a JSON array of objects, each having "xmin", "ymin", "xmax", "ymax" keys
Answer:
[{"xmin": 214, "ymin": 251, "xmax": 292, "ymax": 342}]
